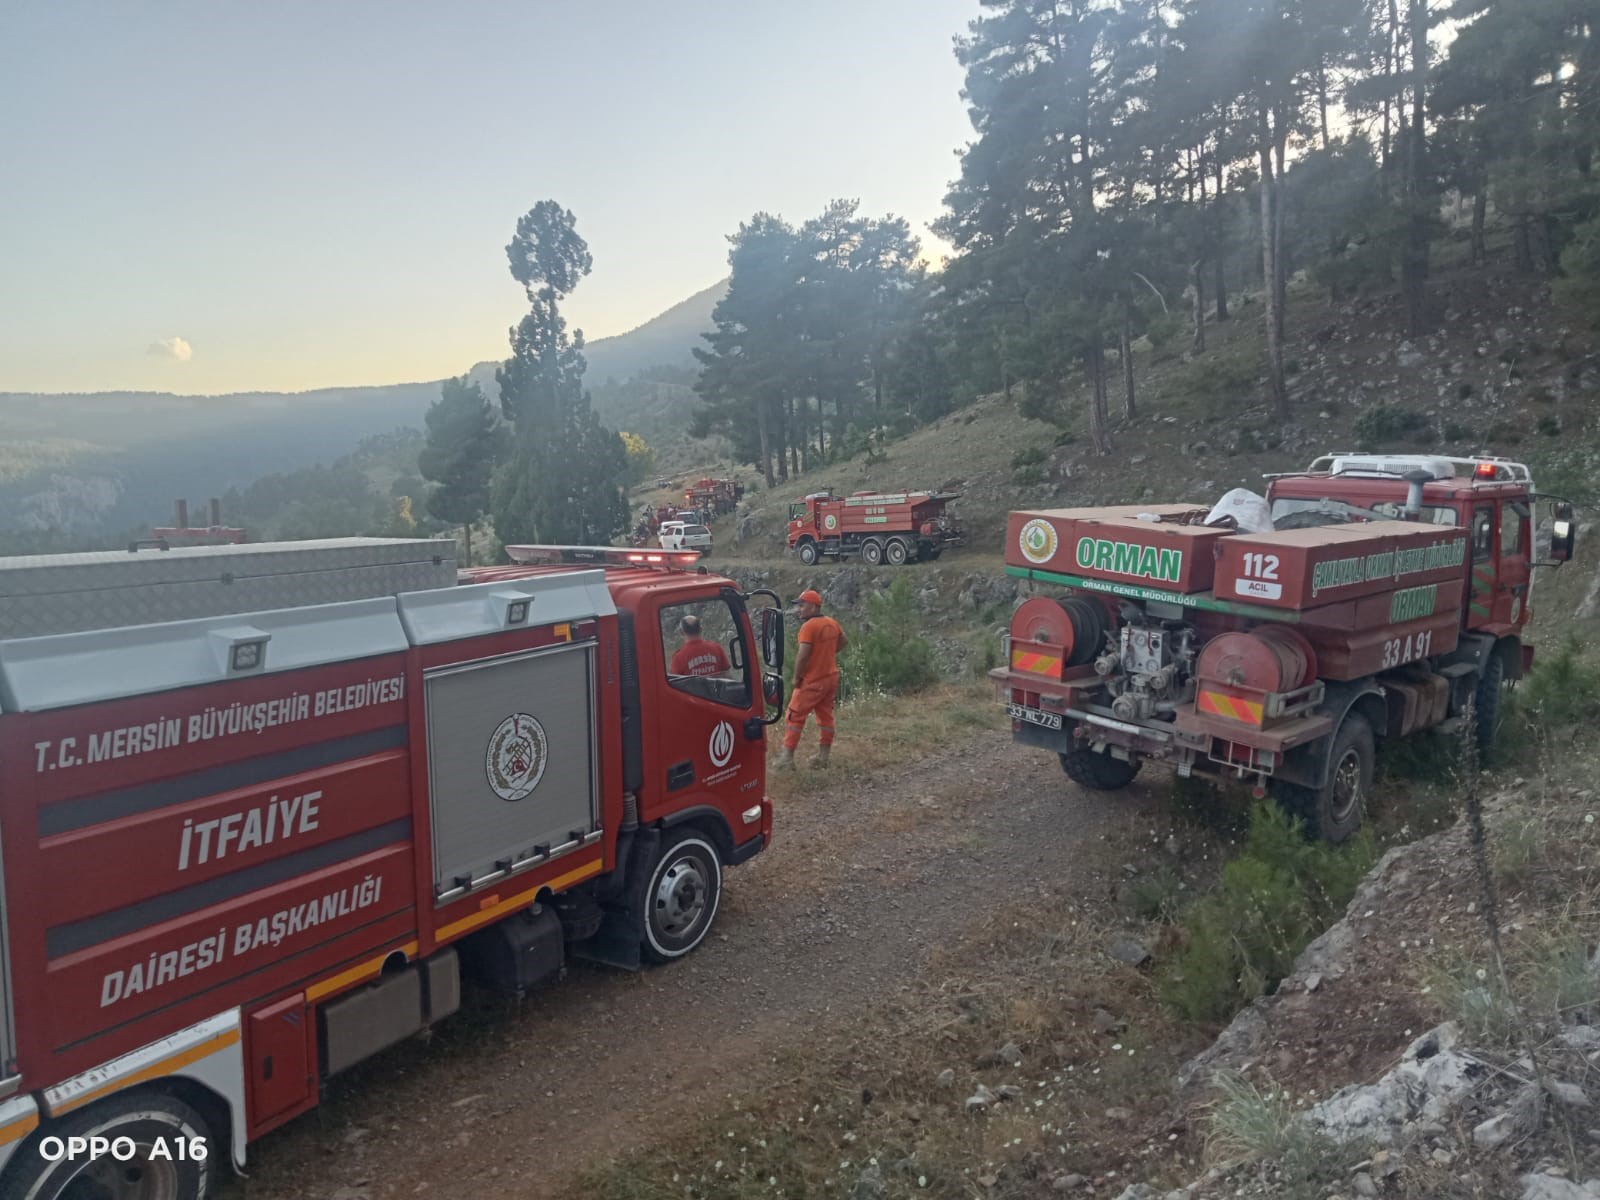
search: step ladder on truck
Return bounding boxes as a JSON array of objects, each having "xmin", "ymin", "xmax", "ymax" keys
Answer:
[
  {"xmin": 0, "ymin": 537, "xmax": 785, "ymax": 1199},
  {"xmin": 993, "ymin": 454, "xmax": 1577, "ymax": 841}
]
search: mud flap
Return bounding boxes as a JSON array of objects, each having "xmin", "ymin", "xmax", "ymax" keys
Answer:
[{"xmin": 569, "ymin": 826, "xmax": 659, "ymax": 972}]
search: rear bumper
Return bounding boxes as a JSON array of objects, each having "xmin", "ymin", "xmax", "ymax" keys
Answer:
[{"xmin": 996, "ymin": 667, "xmax": 1332, "ymax": 784}]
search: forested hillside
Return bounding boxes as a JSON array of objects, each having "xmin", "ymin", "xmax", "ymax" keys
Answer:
[{"xmin": 691, "ymin": 0, "xmax": 1600, "ymax": 488}]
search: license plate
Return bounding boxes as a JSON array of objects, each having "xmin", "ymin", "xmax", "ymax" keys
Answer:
[{"xmin": 1007, "ymin": 703, "xmax": 1063, "ymax": 731}]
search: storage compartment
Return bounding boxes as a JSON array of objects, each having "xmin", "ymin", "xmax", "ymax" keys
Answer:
[
  {"xmin": 422, "ymin": 948, "xmax": 461, "ymax": 1022},
  {"xmin": 1005, "ymin": 508, "xmax": 1227, "ymax": 594},
  {"xmin": 319, "ymin": 967, "xmax": 425, "ymax": 1076},
  {"xmin": 423, "ymin": 642, "xmax": 599, "ymax": 900},
  {"xmin": 455, "ymin": 906, "xmax": 565, "ymax": 995},
  {"xmin": 1213, "ymin": 522, "xmax": 1468, "ymax": 611},
  {"xmin": 248, "ymin": 995, "xmax": 313, "ymax": 1125}
]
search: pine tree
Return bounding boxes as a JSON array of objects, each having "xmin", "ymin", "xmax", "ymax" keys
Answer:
[
  {"xmin": 491, "ymin": 201, "xmax": 629, "ymax": 548},
  {"xmin": 418, "ymin": 376, "xmax": 502, "ymax": 564}
]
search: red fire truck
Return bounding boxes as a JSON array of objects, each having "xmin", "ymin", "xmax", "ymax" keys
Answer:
[
  {"xmin": 0, "ymin": 538, "xmax": 783, "ymax": 1199},
  {"xmin": 994, "ymin": 454, "xmax": 1577, "ymax": 840},
  {"xmin": 787, "ymin": 490, "xmax": 964, "ymax": 566},
  {"xmin": 685, "ymin": 479, "xmax": 743, "ymax": 519}
]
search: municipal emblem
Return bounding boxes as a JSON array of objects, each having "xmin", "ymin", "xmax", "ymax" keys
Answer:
[
  {"xmin": 1019, "ymin": 518, "xmax": 1058, "ymax": 565},
  {"xmin": 486, "ymin": 712, "xmax": 548, "ymax": 801},
  {"xmin": 824, "ymin": 513, "xmax": 838, "ymax": 531},
  {"xmin": 709, "ymin": 720, "xmax": 735, "ymax": 768}
]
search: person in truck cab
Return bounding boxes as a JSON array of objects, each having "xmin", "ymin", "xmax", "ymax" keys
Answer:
[
  {"xmin": 781, "ymin": 588, "xmax": 847, "ymax": 770},
  {"xmin": 669, "ymin": 613, "xmax": 731, "ymax": 677}
]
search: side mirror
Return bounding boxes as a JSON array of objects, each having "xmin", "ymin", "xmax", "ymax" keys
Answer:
[
  {"xmin": 759, "ymin": 607, "xmax": 785, "ymax": 672},
  {"xmin": 763, "ymin": 671, "xmax": 783, "ymax": 709},
  {"xmin": 1551, "ymin": 501, "xmax": 1577, "ymax": 565}
]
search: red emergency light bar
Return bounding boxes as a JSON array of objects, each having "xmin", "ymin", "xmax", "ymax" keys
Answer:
[
  {"xmin": 1475, "ymin": 461, "xmax": 1500, "ymax": 479},
  {"xmin": 505, "ymin": 544, "xmax": 703, "ymax": 568}
]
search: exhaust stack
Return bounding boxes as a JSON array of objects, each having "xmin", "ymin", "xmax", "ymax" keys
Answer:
[{"xmin": 1401, "ymin": 470, "xmax": 1432, "ymax": 520}]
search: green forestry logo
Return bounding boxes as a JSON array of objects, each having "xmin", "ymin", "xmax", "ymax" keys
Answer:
[
  {"xmin": 1076, "ymin": 537, "xmax": 1183, "ymax": 584},
  {"xmin": 1019, "ymin": 519, "xmax": 1058, "ymax": 564}
]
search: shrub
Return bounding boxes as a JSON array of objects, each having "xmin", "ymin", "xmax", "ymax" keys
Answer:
[
  {"xmin": 1012, "ymin": 463, "xmax": 1045, "ymax": 486},
  {"xmin": 1208, "ymin": 1070, "xmax": 1350, "ymax": 1187},
  {"xmin": 1352, "ymin": 404, "xmax": 1430, "ymax": 445},
  {"xmin": 1010, "ymin": 446, "xmax": 1049, "ymax": 469},
  {"xmin": 1536, "ymin": 414, "xmax": 1561, "ymax": 437},
  {"xmin": 1126, "ymin": 867, "xmax": 1185, "ymax": 922},
  {"xmin": 1170, "ymin": 347, "xmax": 1262, "ymax": 418},
  {"xmin": 1515, "ymin": 640, "xmax": 1600, "ymax": 729},
  {"xmin": 1522, "ymin": 924, "xmax": 1600, "ymax": 1021},
  {"xmin": 1146, "ymin": 310, "xmax": 1186, "ymax": 359},
  {"xmin": 1457, "ymin": 382, "xmax": 1475, "ymax": 401},
  {"xmin": 1423, "ymin": 953, "xmax": 1522, "ymax": 1046},
  {"xmin": 840, "ymin": 575, "xmax": 940, "ymax": 697},
  {"xmin": 1484, "ymin": 418, "xmax": 1525, "ymax": 446},
  {"xmin": 1442, "ymin": 421, "xmax": 1472, "ymax": 443},
  {"xmin": 1161, "ymin": 804, "xmax": 1374, "ymax": 1025}
]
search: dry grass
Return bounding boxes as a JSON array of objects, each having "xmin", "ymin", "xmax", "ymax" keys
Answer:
[{"xmin": 764, "ymin": 681, "xmax": 1006, "ymax": 803}]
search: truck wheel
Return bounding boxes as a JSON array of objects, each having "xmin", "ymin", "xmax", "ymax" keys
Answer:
[
  {"xmin": 1059, "ymin": 746, "xmax": 1141, "ymax": 791},
  {"xmin": 797, "ymin": 541, "xmax": 819, "ymax": 566},
  {"xmin": 885, "ymin": 538, "xmax": 909, "ymax": 566},
  {"xmin": 1474, "ymin": 654, "xmax": 1505, "ymax": 754},
  {"xmin": 641, "ymin": 831, "xmax": 722, "ymax": 964},
  {"xmin": 1275, "ymin": 713, "xmax": 1373, "ymax": 844},
  {"xmin": 861, "ymin": 539, "xmax": 884, "ymax": 566},
  {"xmin": 8, "ymin": 1090, "xmax": 216, "ymax": 1200}
]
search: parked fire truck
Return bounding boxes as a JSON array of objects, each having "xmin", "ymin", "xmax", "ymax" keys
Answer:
[
  {"xmin": 994, "ymin": 454, "xmax": 1577, "ymax": 841},
  {"xmin": 685, "ymin": 478, "xmax": 743, "ymax": 519},
  {"xmin": 786, "ymin": 489, "xmax": 963, "ymax": 566},
  {"xmin": 0, "ymin": 538, "xmax": 783, "ymax": 1199}
]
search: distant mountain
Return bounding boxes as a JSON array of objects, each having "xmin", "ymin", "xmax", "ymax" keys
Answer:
[
  {"xmin": 582, "ymin": 278, "xmax": 725, "ymax": 384},
  {"xmin": 0, "ymin": 279, "xmax": 726, "ymax": 535}
]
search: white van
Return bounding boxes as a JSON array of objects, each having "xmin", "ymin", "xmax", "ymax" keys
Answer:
[{"xmin": 658, "ymin": 521, "xmax": 713, "ymax": 553}]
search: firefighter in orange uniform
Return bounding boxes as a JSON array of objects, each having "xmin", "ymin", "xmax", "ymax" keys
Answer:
[{"xmin": 781, "ymin": 589, "xmax": 847, "ymax": 769}]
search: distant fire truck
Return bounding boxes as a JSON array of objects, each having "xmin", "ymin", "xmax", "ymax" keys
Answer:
[
  {"xmin": 0, "ymin": 538, "xmax": 784, "ymax": 1198},
  {"xmin": 787, "ymin": 490, "xmax": 963, "ymax": 566},
  {"xmin": 685, "ymin": 479, "xmax": 743, "ymax": 519},
  {"xmin": 994, "ymin": 455, "xmax": 1576, "ymax": 840}
]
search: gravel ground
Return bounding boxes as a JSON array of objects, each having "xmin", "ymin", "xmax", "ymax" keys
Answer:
[{"xmin": 223, "ymin": 728, "xmax": 1160, "ymax": 1200}]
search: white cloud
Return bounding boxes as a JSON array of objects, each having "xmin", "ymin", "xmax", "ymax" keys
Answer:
[{"xmin": 147, "ymin": 336, "xmax": 193, "ymax": 362}]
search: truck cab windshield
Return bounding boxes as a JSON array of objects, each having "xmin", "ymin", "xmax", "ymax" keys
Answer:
[
  {"xmin": 660, "ymin": 598, "xmax": 751, "ymax": 709},
  {"xmin": 1269, "ymin": 497, "xmax": 1459, "ymax": 528}
]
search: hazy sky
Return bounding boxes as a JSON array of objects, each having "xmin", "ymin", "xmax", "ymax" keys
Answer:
[{"xmin": 0, "ymin": 1, "xmax": 977, "ymax": 395}]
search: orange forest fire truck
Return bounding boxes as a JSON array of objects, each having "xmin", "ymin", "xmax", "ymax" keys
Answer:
[
  {"xmin": 787, "ymin": 489, "xmax": 963, "ymax": 566},
  {"xmin": 994, "ymin": 455, "xmax": 1577, "ymax": 841},
  {"xmin": 0, "ymin": 538, "xmax": 784, "ymax": 1199}
]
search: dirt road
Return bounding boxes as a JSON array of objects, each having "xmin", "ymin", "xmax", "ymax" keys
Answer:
[{"xmin": 225, "ymin": 730, "xmax": 1161, "ymax": 1199}]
